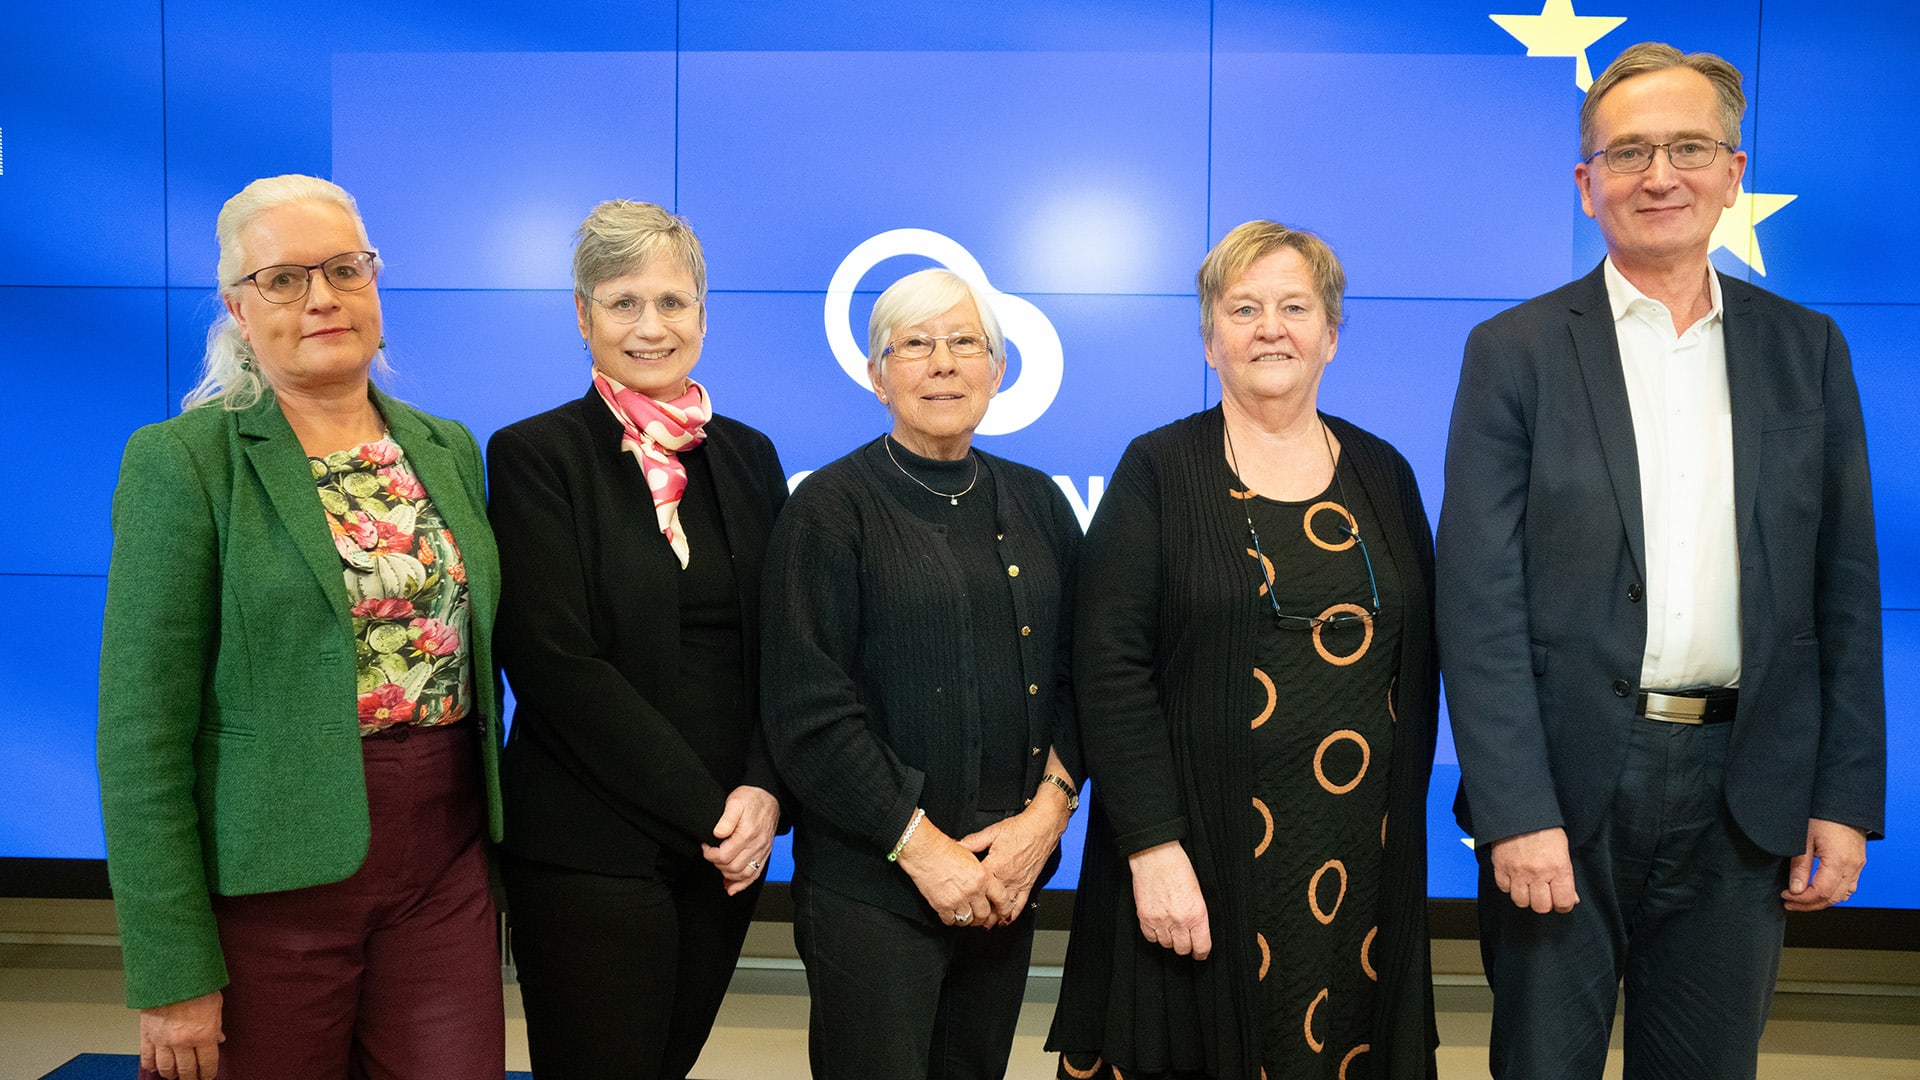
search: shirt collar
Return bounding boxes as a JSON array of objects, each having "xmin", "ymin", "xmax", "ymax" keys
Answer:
[{"xmin": 1603, "ymin": 256, "xmax": 1724, "ymax": 332}]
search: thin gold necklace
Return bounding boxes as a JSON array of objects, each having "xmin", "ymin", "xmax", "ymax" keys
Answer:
[{"xmin": 884, "ymin": 436, "xmax": 979, "ymax": 505}]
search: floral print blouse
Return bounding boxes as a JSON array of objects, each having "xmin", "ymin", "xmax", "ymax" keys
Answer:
[{"xmin": 312, "ymin": 436, "xmax": 474, "ymax": 736}]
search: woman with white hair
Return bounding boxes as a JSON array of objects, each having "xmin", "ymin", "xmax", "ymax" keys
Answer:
[
  {"xmin": 762, "ymin": 267, "xmax": 1083, "ymax": 1078},
  {"xmin": 98, "ymin": 174, "xmax": 505, "ymax": 1079},
  {"xmin": 486, "ymin": 199, "xmax": 789, "ymax": 1079}
]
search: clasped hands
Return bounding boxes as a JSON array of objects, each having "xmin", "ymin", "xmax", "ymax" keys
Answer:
[
  {"xmin": 701, "ymin": 784, "xmax": 781, "ymax": 896},
  {"xmin": 899, "ymin": 789, "xmax": 1072, "ymax": 929}
]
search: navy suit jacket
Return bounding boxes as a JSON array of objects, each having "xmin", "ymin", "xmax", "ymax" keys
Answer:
[{"xmin": 1437, "ymin": 263, "xmax": 1885, "ymax": 858}]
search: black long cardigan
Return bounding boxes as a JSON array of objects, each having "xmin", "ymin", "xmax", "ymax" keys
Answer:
[{"xmin": 1047, "ymin": 407, "xmax": 1440, "ymax": 1079}]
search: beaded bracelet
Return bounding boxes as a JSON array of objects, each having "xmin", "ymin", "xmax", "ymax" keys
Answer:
[{"xmin": 887, "ymin": 807, "xmax": 926, "ymax": 863}]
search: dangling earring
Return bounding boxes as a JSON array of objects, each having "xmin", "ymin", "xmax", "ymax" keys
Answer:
[
  {"xmin": 238, "ymin": 342, "xmax": 254, "ymax": 372},
  {"xmin": 377, "ymin": 338, "xmax": 387, "ymax": 351}
]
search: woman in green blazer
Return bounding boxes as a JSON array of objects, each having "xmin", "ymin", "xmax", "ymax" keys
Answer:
[{"xmin": 97, "ymin": 174, "xmax": 504, "ymax": 1080}]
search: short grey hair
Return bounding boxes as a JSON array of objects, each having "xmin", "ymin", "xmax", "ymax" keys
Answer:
[
  {"xmin": 572, "ymin": 200, "xmax": 707, "ymax": 314},
  {"xmin": 866, "ymin": 268, "xmax": 1006, "ymax": 372},
  {"xmin": 184, "ymin": 174, "xmax": 379, "ymax": 411},
  {"xmin": 1582, "ymin": 42, "xmax": 1746, "ymax": 156}
]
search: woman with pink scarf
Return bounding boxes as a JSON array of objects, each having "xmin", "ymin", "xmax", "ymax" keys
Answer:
[{"xmin": 486, "ymin": 200, "xmax": 789, "ymax": 1079}]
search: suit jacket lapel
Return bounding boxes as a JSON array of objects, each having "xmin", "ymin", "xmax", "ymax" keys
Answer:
[
  {"xmin": 1719, "ymin": 275, "xmax": 1763, "ymax": 550},
  {"xmin": 237, "ymin": 392, "xmax": 353, "ymax": 626},
  {"xmin": 1567, "ymin": 264, "xmax": 1648, "ymax": 581}
]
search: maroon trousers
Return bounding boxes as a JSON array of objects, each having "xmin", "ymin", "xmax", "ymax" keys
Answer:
[{"xmin": 145, "ymin": 722, "xmax": 504, "ymax": 1079}]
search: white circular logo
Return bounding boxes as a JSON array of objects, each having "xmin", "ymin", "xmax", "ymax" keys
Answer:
[{"xmin": 824, "ymin": 228, "xmax": 1063, "ymax": 436}]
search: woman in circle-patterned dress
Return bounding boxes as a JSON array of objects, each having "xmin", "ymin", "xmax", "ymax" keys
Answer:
[
  {"xmin": 1246, "ymin": 467, "xmax": 1403, "ymax": 1075},
  {"xmin": 1048, "ymin": 221, "xmax": 1439, "ymax": 1079}
]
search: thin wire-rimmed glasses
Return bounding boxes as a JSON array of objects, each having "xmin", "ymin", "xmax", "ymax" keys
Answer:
[
  {"xmin": 1246, "ymin": 511, "xmax": 1381, "ymax": 632},
  {"xmin": 883, "ymin": 330, "xmax": 992, "ymax": 361},
  {"xmin": 1224, "ymin": 419, "xmax": 1381, "ymax": 633},
  {"xmin": 589, "ymin": 290, "xmax": 702, "ymax": 325},
  {"xmin": 234, "ymin": 250, "xmax": 380, "ymax": 304},
  {"xmin": 1582, "ymin": 139, "xmax": 1732, "ymax": 174}
]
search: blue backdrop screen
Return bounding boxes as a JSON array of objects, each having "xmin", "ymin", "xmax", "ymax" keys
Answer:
[{"xmin": 1, "ymin": 0, "xmax": 1913, "ymax": 907}]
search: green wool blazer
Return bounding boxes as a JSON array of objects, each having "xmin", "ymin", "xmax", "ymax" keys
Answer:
[{"xmin": 97, "ymin": 387, "xmax": 503, "ymax": 1009}]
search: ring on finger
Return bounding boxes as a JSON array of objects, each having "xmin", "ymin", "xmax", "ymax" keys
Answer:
[
  {"xmin": 747, "ymin": 859, "xmax": 760, "ymax": 872},
  {"xmin": 954, "ymin": 909, "xmax": 973, "ymax": 925}
]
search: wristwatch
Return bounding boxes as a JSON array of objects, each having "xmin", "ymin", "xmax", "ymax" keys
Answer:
[{"xmin": 1039, "ymin": 772, "xmax": 1080, "ymax": 812}]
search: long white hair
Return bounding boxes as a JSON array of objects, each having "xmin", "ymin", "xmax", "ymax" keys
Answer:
[{"xmin": 181, "ymin": 175, "xmax": 382, "ymax": 410}]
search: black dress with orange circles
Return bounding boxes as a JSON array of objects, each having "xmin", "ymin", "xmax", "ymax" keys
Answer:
[{"xmin": 1243, "ymin": 454, "xmax": 1402, "ymax": 1080}]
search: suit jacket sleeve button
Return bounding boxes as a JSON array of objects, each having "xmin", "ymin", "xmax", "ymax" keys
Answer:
[
  {"xmin": 1612, "ymin": 679, "xmax": 1632, "ymax": 697},
  {"xmin": 1628, "ymin": 583, "xmax": 1644, "ymax": 602}
]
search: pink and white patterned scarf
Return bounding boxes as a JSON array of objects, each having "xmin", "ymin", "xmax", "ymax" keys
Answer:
[{"xmin": 591, "ymin": 370, "xmax": 712, "ymax": 568}]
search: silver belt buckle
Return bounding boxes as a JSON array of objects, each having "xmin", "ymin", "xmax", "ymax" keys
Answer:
[{"xmin": 1637, "ymin": 691, "xmax": 1708, "ymax": 725}]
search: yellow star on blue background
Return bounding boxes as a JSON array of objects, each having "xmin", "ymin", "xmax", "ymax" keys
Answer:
[
  {"xmin": 1491, "ymin": 0, "xmax": 1628, "ymax": 90},
  {"xmin": 1711, "ymin": 186, "xmax": 1798, "ymax": 275}
]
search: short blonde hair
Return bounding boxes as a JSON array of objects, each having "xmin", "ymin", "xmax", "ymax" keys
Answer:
[
  {"xmin": 572, "ymin": 200, "xmax": 707, "ymax": 310},
  {"xmin": 1196, "ymin": 221, "xmax": 1346, "ymax": 339},
  {"xmin": 1582, "ymin": 42, "xmax": 1746, "ymax": 156}
]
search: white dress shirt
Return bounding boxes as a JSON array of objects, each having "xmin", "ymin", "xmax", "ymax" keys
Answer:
[{"xmin": 1604, "ymin": 258, "xmax": 1742, "ymax": 690}]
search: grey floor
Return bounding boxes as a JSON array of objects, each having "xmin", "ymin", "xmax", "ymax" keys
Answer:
[{"xmin": 3, "ymin": 939, "xmax": 1918, "ymax": 1079}]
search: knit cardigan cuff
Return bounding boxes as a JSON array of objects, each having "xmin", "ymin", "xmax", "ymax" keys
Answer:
[
  {"xmin": 1112, "ymin": 815, "xmax": 1187, "ymax": 858},
  {"xmin": 874, "ymin": 770, "xmax": 929, "ymax": 854}
]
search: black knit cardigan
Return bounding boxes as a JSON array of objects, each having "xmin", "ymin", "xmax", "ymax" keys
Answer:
[
  {"xmin": 760, "ymin": 438, "xmax": 1083, "ymax": 923},
  {"xmin": 1047, "ymin": 407, "xmax": 1440, "ymax": 1079}
]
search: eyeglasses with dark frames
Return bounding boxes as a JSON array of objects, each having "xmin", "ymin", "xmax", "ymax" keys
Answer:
[
  {"xmin": 234, "ymin": 250, "xmax": 380, "ymax": 304},
  {"xmin": 1225, "ymin": 420, "xmax": 1381, "ymax": 633},
  {"xmin": 1245, "ymin": 511, "xmax": 1382, "ymax": 632}
]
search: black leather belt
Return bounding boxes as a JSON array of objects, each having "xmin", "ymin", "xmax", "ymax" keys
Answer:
[{"xmin": 1637, "ymin": 689, "xmax": 1737, "ymax": 725}]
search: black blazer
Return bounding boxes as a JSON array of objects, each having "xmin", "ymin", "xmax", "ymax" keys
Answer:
[
  {"xmin": 1437, "ymin": 263, "xmax": 1885, "ymax": 857},
  {"xmin": 488, "ymin": 388, "xmax": 788, "ymax": 874}
]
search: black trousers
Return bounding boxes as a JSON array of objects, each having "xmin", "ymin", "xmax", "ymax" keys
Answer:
[
  {"xmin": 794, "ymin": 875, "xmax": 1038, "ymax": 1080},
  {"xmin": 502, "ymin": 850, "xmax": 762, "ymax": 1080},
  {"xmin": 1478, "ymin": 718, "xmax": 1789, "ymax": 1080}
]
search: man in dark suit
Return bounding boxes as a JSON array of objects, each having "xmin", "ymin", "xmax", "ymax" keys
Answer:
[{"xmin": 1437, "ymin": 41, "xmax": 1885, "ymax": 1078}]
